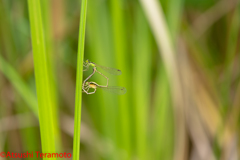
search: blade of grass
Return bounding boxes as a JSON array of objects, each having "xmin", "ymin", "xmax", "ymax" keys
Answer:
[
  {"xmin": 132, "ymin": 4, "xmax": 151, "ymax": 160},
  {"xmin": 110, "ymin": 0, "xmax": 131, "ymax": 158},
  {"xmin": 152, "ymin": 65, "xmax": 173, "ymax": 160},
  {"xmin": 27, "ymin": 0, "xmax": 56, "ymax": 157},
  {"xmin": 167, "ymin": 0, "xmax": 185, "ymax": 42},
  {"xmin": 41, "ymin": 0, "xmax": 62, "ymax": 153},
  {"xmin": 87, "ymin": 0, "xmax": 118, "ymax": 159},
  {"xmin": 73, "ymin": 0, "xmax": 87, "ymax": 159},
  {"xmin": 139, "ymin": 0, "xmax": 187, "ymax": 160}
]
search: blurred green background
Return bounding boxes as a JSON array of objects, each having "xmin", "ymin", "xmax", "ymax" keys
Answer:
[{"xmin": 0, "ymin": 0, "xmax": 240, "ymax": 159}]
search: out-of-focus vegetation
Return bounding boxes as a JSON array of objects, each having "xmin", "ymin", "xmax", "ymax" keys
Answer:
[{"xmin": 0, "ymin": 0, "xmax": 240, "ymax": 160}]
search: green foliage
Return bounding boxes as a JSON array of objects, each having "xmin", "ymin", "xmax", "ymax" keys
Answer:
[
  {"xmin": 73, "ymin": 0, "xmax": 87, "ymax": 159},
  {"xmin": 27, "ymin": 0, "xmax": 57, "ymax": 158},
  {"xmin": 0, "ymin": 0, "xmax": 239, "ymax": 160}
]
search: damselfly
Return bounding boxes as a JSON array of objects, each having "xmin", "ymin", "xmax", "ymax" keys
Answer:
[
  {"xmin": 83, "ymin": 60, "xmax": 122, "ymax": 87},
  {"xmin": 82, "ymin": 81, "xmax": 126, "ymax": 95}
]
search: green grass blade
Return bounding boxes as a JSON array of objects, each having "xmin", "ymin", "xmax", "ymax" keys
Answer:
[
  {"xmin": 86, "ymin": 0, "xmax": 119, "ymax": 159},
  {"xmin": 73, "ymin": 0, "xmax": 88, "ymax": 159},
  {"xmin": 110, "ymin": 0, "xmax": 131, "ymax": 158},
  {"xmin": 132, "ymin": 4, "xmax": 151, "ymax": 160},
  {"xmin": 167, "ymin": 0, "xmax": 185, "ymax": 42},
  {"xmin": 41, "ymin": 0, "xmax": 62, "ymax": 153},
  {"xmin": 27, "ymin": 0, "xmax": 56, "ymax": 158},
  {"xmin": 139, "ymin": 0, "xmax": 186, "ymax": 160},
  {"xmin": 152, "ymin": 66, "xmax": 174, "ymax": 160}
]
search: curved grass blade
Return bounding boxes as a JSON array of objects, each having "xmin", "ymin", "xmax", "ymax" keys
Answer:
[
  {"xmin": 99, "ymin": 86, "xmax": 127, "ymax": 95},
  {"xmin": 95, "ymin": 64, "xmax": 122, "ymax": 75}
]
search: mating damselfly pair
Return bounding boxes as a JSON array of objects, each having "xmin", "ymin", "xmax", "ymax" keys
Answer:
[{"xmin": 82, "ymin": 60, "xmax": 126, "ymax": 95}]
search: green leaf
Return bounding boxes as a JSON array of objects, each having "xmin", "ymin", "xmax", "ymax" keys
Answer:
[
  {"xmin": 73, "ymin": 0, "xmax": 87, "ymax": 159},
  {"xmin": 28, "ymin": 0, "xmax": 56, "ymax": 158}
]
